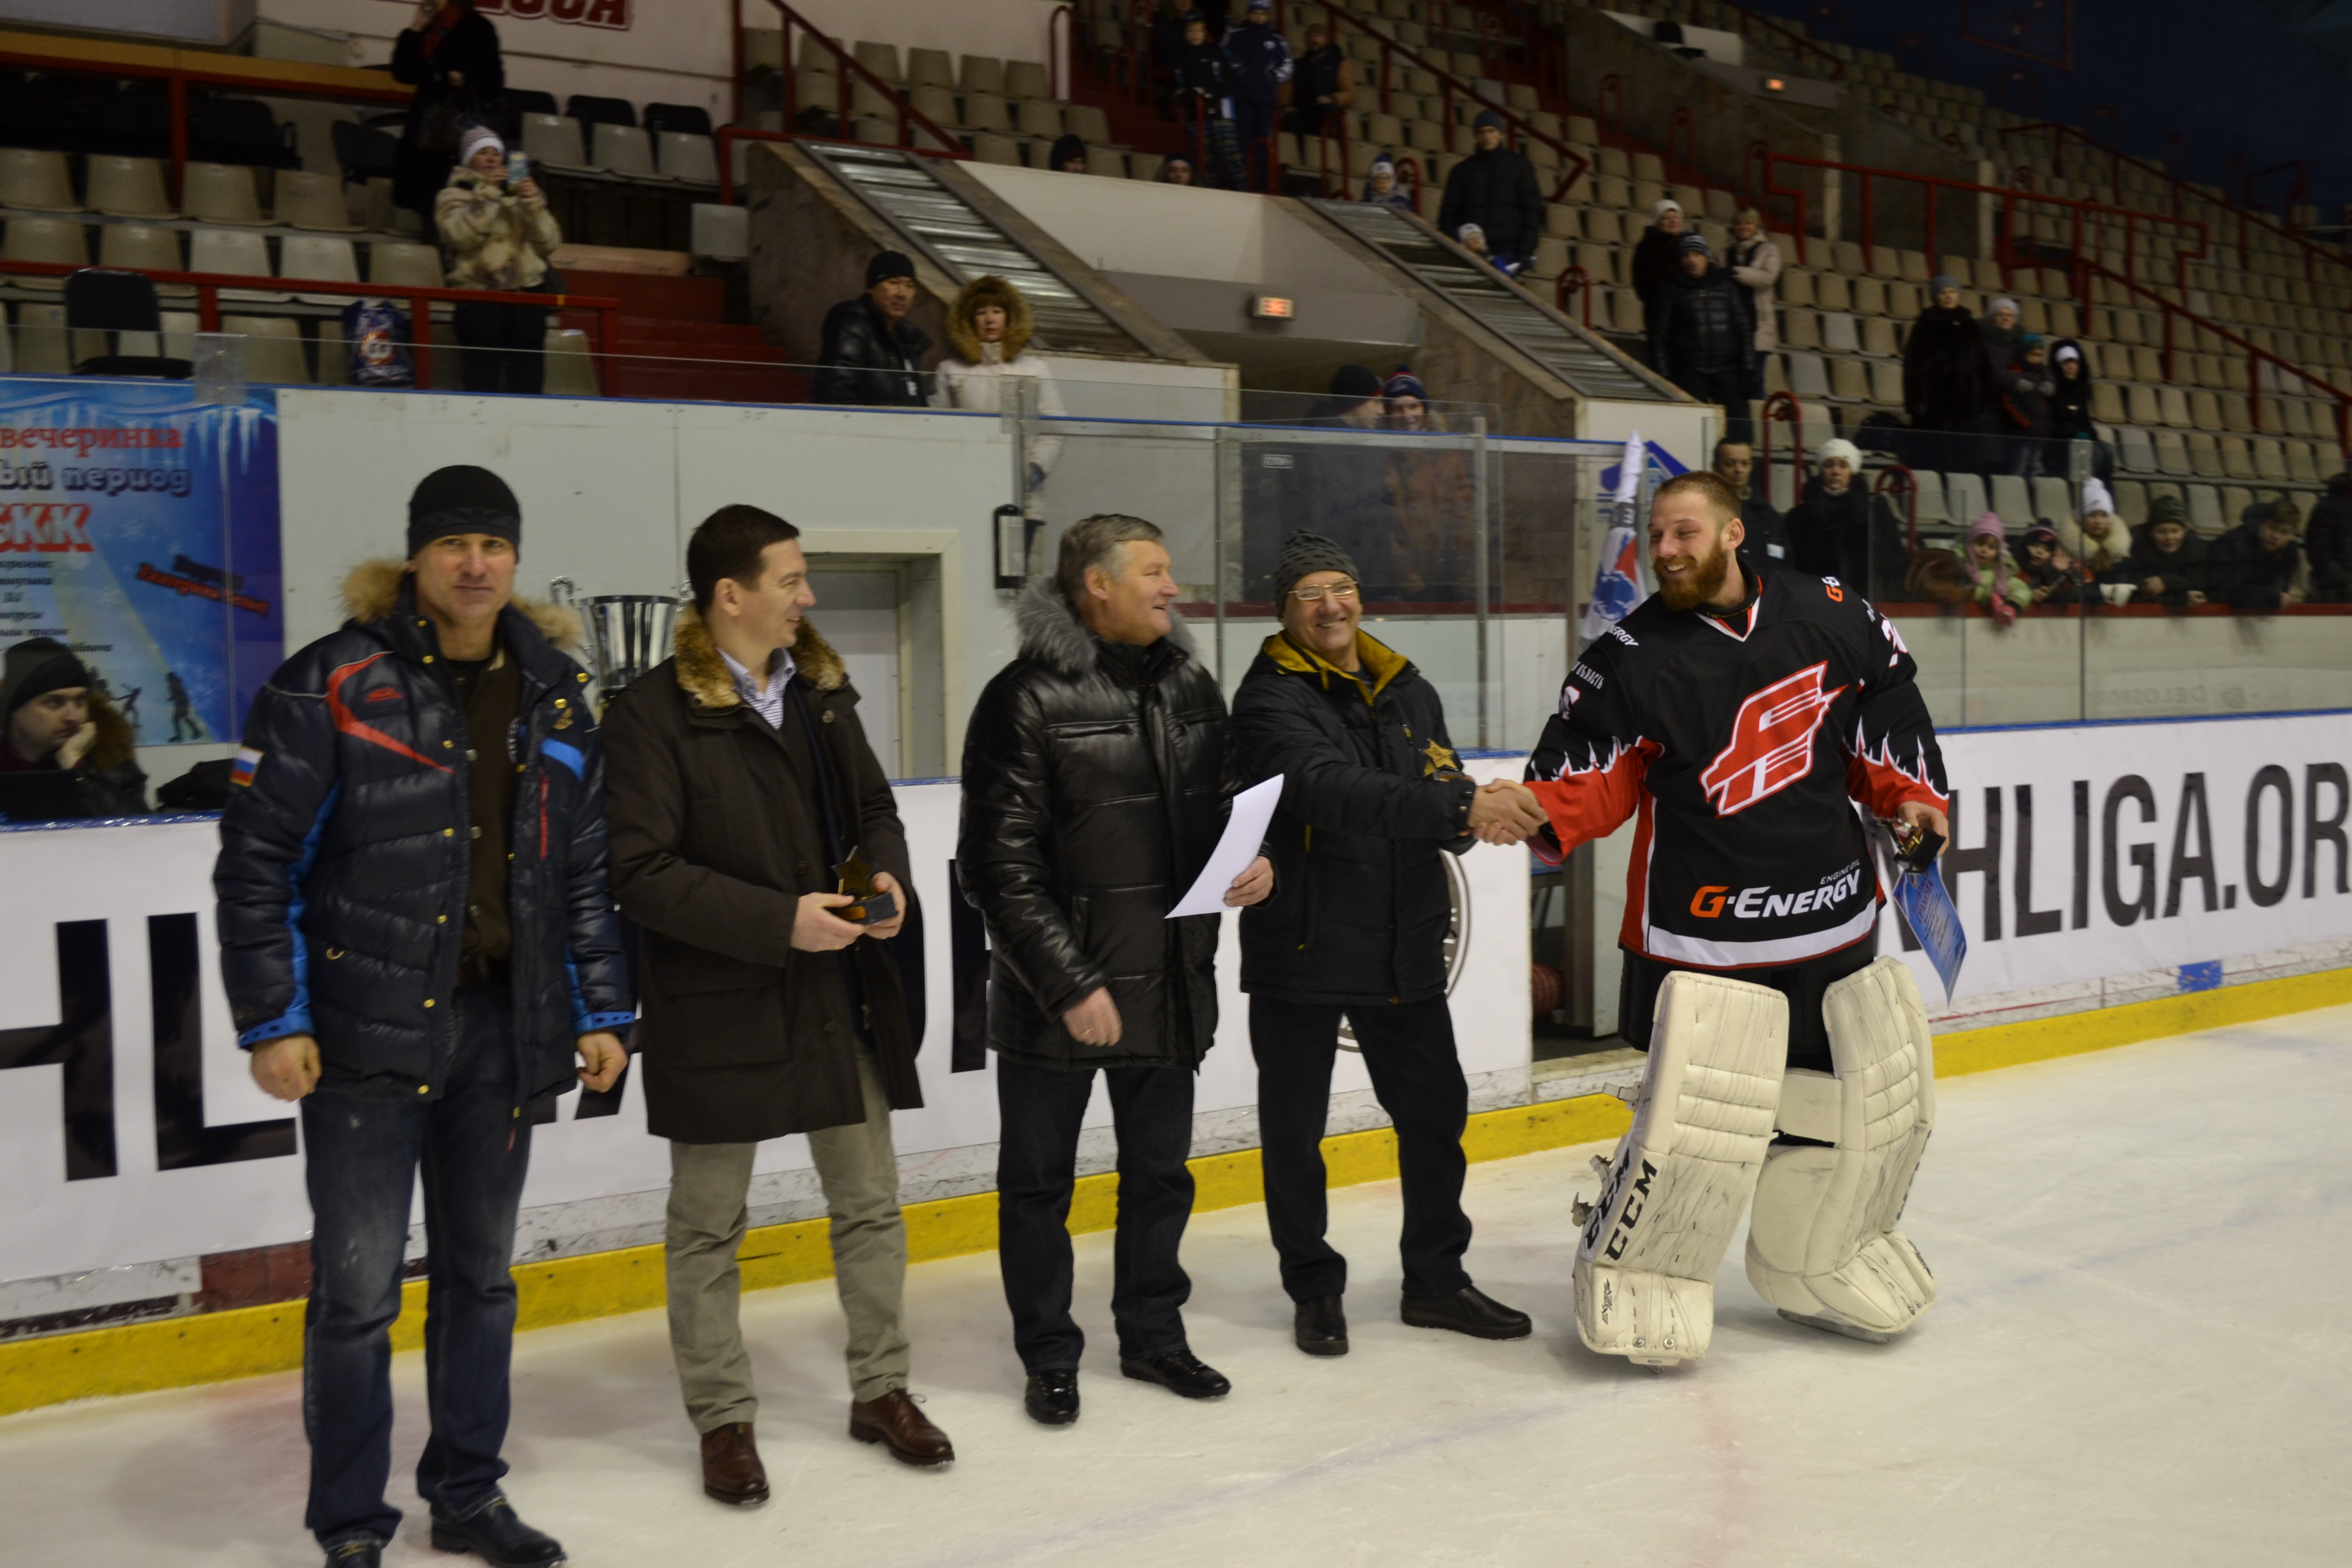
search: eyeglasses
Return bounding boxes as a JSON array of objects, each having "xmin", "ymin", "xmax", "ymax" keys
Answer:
[{"xmin": 1288, "ymin": 581, "xmax": 1361, "ymax": 603}]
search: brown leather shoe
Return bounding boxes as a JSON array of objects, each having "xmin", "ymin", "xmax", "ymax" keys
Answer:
[
  {"xmin": 699, "ymin": 1421, "xmax": 769, "ymax": 1506},
  {"xmin": 848, "ymin": 1388, "xmax": 955, "ymax": 1467}
]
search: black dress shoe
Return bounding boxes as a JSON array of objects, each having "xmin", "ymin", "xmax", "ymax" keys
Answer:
[
  {"xmin": 1120, "ymin": 1347, "xmax": 1232, "ymax": 1399},
  {"xmin": 1024, "ymin": 1368, "xmax": 1081, "ymax": 1426},
  {"xmin": 322, "ymin": 1541, "xmax": 381, "ymax": 1568},
  {"xmin": 1293, "ymin": 1294, "xmax": 1349, "ymax": 1356},
  {"xmin": 1401, "ymin": 1284, "xmax": 1533, "ymax": 1340},
  {"xmin": 427, "ymin": 1494, "xmax": 566, "ymax": 1567}
]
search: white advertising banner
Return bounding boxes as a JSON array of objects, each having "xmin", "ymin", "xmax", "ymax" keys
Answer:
[
  {"xmin": 1882, "ymin": 710, "xmax": 2352, "ymax": 1023},
  {"xmin": 0, "ymin": 763, "xmax": 1533, "ymax": 1290}
]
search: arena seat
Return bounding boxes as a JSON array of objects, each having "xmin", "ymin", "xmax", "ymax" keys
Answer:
[
  {"xmin": 1, "ymin": 215, "xmax": 87, "ymax": 288},
  {"xmin": 96, "ymin": 224, "xmax": 191, "ymax": 296},
  {"xmin": 187, "ymin": 228, "xmax": 284, "ymax": 301},
  {"xmin": 591, "ymin": 125, "xmax": 658, "ymax": 178},
  {"xmin": 656, "ymin": 133, "xmax": 720, "ymax": 186},
  {"xmin": 218, "ymin": 313, "xmax": 310, "ymax": 383},
  {"xmin": 86, "ymin": 156, "xmax": 174, "ymax": 218},
  {"xmin": 182, "ymin": 162, "xmax": 268, "ymax": 225},
  {"xmin": 521, "ymin": 115, "xmax": 592, "ymax": 174},
  {"xmin": 0, "ymin": 148, "xmax": 78, "ymax": 212},
  {"xmin": 275, "ymin": 169, "xmax": 360, "ymax": 232},
  {"xmin": 961, "ymin": 56, "xmax": 1007, "ymax": 96},
  {"xmin": 365, "ymin": 239, "xmax": 444, "ymax": 289},
  {"xmin": 1943, "ymin": 471, "xmax": 1989, "ymax": 526}
]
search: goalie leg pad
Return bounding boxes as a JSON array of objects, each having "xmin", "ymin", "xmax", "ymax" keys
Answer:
[
  {"xmin": 1745, "ymin": 956, "xmax": 1938, "ymax": 1342},
  {"xmin": 1575, "ymin": 971, "xmax": 1789, "ymax": 1366}
]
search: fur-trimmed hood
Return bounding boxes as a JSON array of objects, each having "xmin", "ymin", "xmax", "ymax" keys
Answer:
[
  {"xmin": 946, "ymin": 274, "xmax": 1036, "ymax": 363},
  {"xmin": 1015, "ymin": 576, "xmax": 1197, "ymax": 678},
  {"xmin": 670, "ymin": 602, "xmax": 846, "ymax": 711},
  {"xmin": 340, "ymin": 558, "xmax": 581, "ymax": 652}
]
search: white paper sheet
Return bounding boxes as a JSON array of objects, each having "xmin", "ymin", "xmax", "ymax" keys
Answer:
[{"xmin": 1166, "ymin": 774, "xmax": 1284, "ymax": 918}]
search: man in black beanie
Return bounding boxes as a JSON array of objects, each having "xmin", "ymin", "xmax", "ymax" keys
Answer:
[
  {"xmin": 1230, "ymin": 531, "xmax": 1548, "ymax": 1356},
  {"xmin": 215, "ymin": 463, "xmax": 631, "ymax": 1568},
  {"xmin": 813, "ymin": 249, "xmax": 933, "ymax": 407},
  {"xmin": 1, "ymin": 636, "xmax": 149, "ymax": 820}
]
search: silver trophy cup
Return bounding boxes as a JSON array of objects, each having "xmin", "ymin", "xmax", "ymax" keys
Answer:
[{"xmin": 548, "ymin": 580, "xmax": 678, "ymax": 707}]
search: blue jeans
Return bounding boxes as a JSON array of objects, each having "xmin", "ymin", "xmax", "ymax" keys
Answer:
[
  {"xmin": 994, "ymin": 1057, "xmax": 1196, "ymax": 1371},
  {"xmin": 300, "ymin": 981, "xmax": 534, "ymax": 1549}
]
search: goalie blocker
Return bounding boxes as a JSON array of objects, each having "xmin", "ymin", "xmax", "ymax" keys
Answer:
[{"xmin": 1573, "ymin": 957, "xmax": 1937, "ymax": 1366}]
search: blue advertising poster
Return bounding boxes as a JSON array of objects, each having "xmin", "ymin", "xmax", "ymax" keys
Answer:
[{"xmin": 0, "ymin": 380, "xmax": 281, "ymax": 753}]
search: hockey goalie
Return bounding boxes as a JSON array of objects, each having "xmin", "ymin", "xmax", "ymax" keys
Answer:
[{"xmin": 1526, "ymin": 469, "xmax": 1950, "ymax": 1366}]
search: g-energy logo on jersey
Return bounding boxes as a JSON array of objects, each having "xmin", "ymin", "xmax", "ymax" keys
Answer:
[
  {"xmin": 1699, "ymin": 662, "xmax": 1849, "ymax": 816},
  {"xmin": 1689, "ymin": 862, "xmax": 1867, "ymax": 919}
]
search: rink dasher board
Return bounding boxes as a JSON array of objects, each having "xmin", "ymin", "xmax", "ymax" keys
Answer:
[{"xmin": 0, "ymin": 764, "xmax": 1538, "ymax": 1290}]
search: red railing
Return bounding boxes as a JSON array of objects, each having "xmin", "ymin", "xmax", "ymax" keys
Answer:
[
  {"xmin": 1874, "ymin": 461, "xmax": 1919, "ymax": 551},
  {"xmin": 1665, "ymin": 106, "xmax": 1696, "ymax": 184},
  {"xmin": 0, "ymin": 260, "xmax": 620, "ymax": 393},
  {"xmin": 1597, "ymin": 74, "xmax": 1627, "ymax": 141},
  {"xmin": 1317, "ymin": 2, "xmax": 1590, "ymax": 203},
  {"xmin": 0, "ymin": 41, "xmax": 410, "ymax": 208},
  {"xmin": 721, "ymin": 0, "xmax": 970, "ymax": 202},
  {"xmin": 1048, "ymin": 4, "xmax": 1074, "ymax": 101},
  {"xmin": 1758, "ymin": 390, "xmax": 1806, "ymax": 505},
  {"xmin": 2000, "ymin": 122, "xmax": 2352, "ymax": 288},
  {"xmin": 1555, "ymin": 262, "xmax": 1593, "ymax": 328}
]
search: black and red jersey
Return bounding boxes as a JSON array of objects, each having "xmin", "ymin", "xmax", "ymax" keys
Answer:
[{"xmin": 1525, "ymin": 564, "xmax": 1948, "ymax": 969}]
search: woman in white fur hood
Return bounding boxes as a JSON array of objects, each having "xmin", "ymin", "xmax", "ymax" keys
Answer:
[{"xmin": 932, "ymin": 274, "xmax": 1067, "ymax": 489}]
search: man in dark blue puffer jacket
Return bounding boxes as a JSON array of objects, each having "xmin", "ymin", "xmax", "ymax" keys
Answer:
[{"xmin": 215, "ymin": 464, "xmax": 632, "ymax": 1568}]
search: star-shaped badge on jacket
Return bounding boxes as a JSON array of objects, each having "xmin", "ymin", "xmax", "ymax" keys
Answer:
[{"xmin": 1422, "ymin": 739, "xmax": 1458, "ymax": 776}]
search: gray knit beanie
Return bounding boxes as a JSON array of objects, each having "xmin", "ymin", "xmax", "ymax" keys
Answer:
[{"xmin": 1272, "ymin": 530, "xmax": 1361, "ymax": 603}]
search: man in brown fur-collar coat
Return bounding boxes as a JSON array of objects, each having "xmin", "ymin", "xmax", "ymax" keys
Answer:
[{"xmin": 601, "ymin": 503, "xmax": 952, "ymax": 1506}]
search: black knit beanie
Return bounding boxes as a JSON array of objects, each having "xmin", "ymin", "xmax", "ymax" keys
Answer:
[
  {"xmin": 1272, "ymin": 530, "xmax": 1361, "ymax": 603},
  {"xmin": 407, "ymin": 464, "xmax": 521, "ymax": 557},
  {"xmin": 1329, "ymin": 362, "xmax": 1383, "ymax": 400},
  {"xmin": 866, "ymin": 250, "xmax": 916, "ymax": 288},
  {"xmin": 3, "ymin": 637, "xmax": 91, "ymax": 719}
]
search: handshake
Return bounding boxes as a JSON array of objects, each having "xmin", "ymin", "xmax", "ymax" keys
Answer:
[{"xmin": 1466, "ymin": 778, "xmax": 1550, "ymax": 847}]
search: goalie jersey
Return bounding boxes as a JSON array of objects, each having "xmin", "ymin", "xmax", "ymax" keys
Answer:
[{"xmin": 1526, "ymin": 565, "xmax": 1949, "ymax": 969}]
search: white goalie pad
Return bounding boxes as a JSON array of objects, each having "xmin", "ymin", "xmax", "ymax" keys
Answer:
[
  {"xmin": 1574, "ymin": 971, "xmax": 1788, "ymax": 1366},
  {"xmin": 1745, "ymin": 956, "xmax": 1938, "ymax": 1343}
]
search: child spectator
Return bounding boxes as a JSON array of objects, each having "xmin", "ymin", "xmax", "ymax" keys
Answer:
[
  {"xmin": 2018, "ymin": 523, "xmax": 2086, "ymax": 606},
  {"xmin": 1362, "ymin": 157, "xmax": 1415, "ymax": 211},
  {"xmin": 2120, "ymin": 497, "xmax": 2209, "ymax": 607},
  {"xmin": 1958, "ymin": 512, "xmax": 2032, "ymax": 622},
  {"xmin": 2218, "ymin": 497, "xmax": 2310, "ymax": 611}
]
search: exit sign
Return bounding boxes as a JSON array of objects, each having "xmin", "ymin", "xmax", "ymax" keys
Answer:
[{"xmin": 1252, "ymin": 296, "xmax": 1295, "ymax": 319}]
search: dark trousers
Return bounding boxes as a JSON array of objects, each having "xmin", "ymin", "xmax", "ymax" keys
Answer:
[
  {"xmin": 452, "ymin": 296, "xmax": 550, "ymax": 395},
  {"xmin": 1250, "ymin": 995, "xmax": 1474, "ymax": 1303},
  {"xmin": 995, "ymin": 1056, "xmax": 1196, "ymax": 1371},
  {"xmin": 299, "ymin": 981, "xmax": 531, "ymax": 1549},
  {"xmin": 1617, "ymin": 939, "xmax": 1876, "ymax": 1075},
  {"xmin": 1676, "ymin": 366, "xmax": 1753, "ymax": 446},
  {"xmin": 1234, "ymin": 97, "xmax": 1278, "ymax": 188}
]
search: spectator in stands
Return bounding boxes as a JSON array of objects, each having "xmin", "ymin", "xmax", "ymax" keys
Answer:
[
  {"xmin": 814, "ymin": 252, "xmax": 932, "ymax": 408},
  {"xmin": 1957, "ymin": 513, "xmax": 2031, "ymax": 619},
  {"xmin": 1227, "ymin": 0, "xmax": 1292, "ymax": 189},
  {"xmin": 1159, "ymin": 155, "xmax": 1197, "ymax": 186},
  {"xmin": 1630, "ymin": 199, "xmax": 1687, "ymax": 329},
  {"xmin": 0, "ymin": 638, "xmax": 147, "ymax": 821},
  {"xmin": 2302, "ymin": 470, "xmax": 2352, "ymax": 602},
  {"xmin": 1315, "ymin": 363, "xmax": 1387, "ymax": 428},
  {"xmin": 436, "ymin": 127, "xmax": 561, "ymax": 396},
  {"xmin": 392, "ymin": 0, "xmax": 506, "ymax": 224},
  {"xmin": 1995, "ymin": 333, "xmax": 2053, "ymax": 479},
  {"xmin": 2017, "ymin": 523, "xmax": 2088, "ymax": 606},
  {"xmin": 1454, "ymin": 223, "xmax": 1514, "ymax": 278},
  {"xmin": 1903, "ymin": 276, "xmax": 1984, "ymax": 472},
  {"xmin": 1712, "ymin": 438, "xmax": 1788, "ymax": 564},
  {"xmin": 1647, "ymin": 234, "xmax": 1754, "ymax": 444},
  {"xmin": 1976, "ymin": 297, "xmax": 2031, "ymax": 475},
  {"xmin": 2119, "ymin": 497, "xmax": 2209, "ymax": 608},
  {"xmin": 2066, "ymin": 478, "xmax": 2133, "ymax": 581},
  {"xmin": 1383, "ymin": 368, "xmax": 1432, "ymax": 431},
  {"xmin": 2218, "ymin": 497, "xmax": 2310, "ymax": 611},
  {"xmin": 1286, "ymin": 23, "xmax": 1356, "ymax": 138},
  {"xmin": 1170, "ymin": 12, "xmax": 1247, "ymax": 190},
  {"xmin": 2046, "ymin": 338, "xmax": 2110, "ymax": 481},
  {"xmin": 935, "ymin": 275, "xmax": 1067, "ymax": 498},
  {"xmin": 1727, "ymin": 208, "xmax": 1781, "ymax": 401},
  {"xmin": 1437, "ymin": 112, "xmax": 1544, "ymax": 277},
  {"xmin": 1362, "ymin": 157, "xmax": 1415, "ymax": 212},
  {"xmin": 1049, "ymin": 134, "xmax": 1089, "ymax": 174},
  {"xmin": 1785, "ymin": 437, "xmax": 1908, "ymax": 598}
]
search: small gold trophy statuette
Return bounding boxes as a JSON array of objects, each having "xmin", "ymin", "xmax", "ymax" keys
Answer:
[{"xmin": 834, "ymin": 846, "xmax": 898, "ymax": 926}]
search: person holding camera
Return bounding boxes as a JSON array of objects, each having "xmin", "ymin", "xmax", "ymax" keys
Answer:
[
  {"xmin": 436, "ymin": 125, "xmax": 562, "ymax": 396},
  {"xmin": 601, "ymin": 505, "xmax": 948, "ymax": 1509}
]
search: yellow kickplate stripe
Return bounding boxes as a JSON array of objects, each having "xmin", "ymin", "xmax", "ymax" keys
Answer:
[{"xmin": 5, "ymin": 966, "xmax": 2346, "ymax": 1417}]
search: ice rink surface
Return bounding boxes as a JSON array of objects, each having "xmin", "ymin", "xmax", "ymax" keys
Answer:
[{"xmin": 4, "ymin": 1007, "xmax": 2349, "ymax": 1568}]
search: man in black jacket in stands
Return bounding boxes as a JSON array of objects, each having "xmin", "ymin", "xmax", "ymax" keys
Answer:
[
  {"xmin": 812, "ymin": 251, "xmax": 932, "ymax": 407},
  {"xmin": 1437, "ymin": 110, "xmax": 1544, "ymax": 274},
  {"xmin": 1231, "ymin": 531, "xmax": 1545, "ymax": 1358},
  {"xmin": 957, "ymin": 514, "xmax": 1273, "ymax": 1428},
  {"xmin": 1648, "ymin": 233, "xmax": 1755, "ymax": 444}
]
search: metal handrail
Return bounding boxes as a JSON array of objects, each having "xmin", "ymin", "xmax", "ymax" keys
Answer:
[
  {"xmin": 1316, "ymin": 2, "xmax": 1590, "ymax": 204},
  {"xmin": 2000, "ymin": 121, "xmax": 2352, "ymax": 288},
  {"xmin": 0, "ymin": 259, "xmax": 620, "ymax": 392},
  {"xmin": 723, "ymin": 0, "xmax": 970, "ymax": 200},
  {"xmin": 1555, "ymin": 261, "xmax": 1593, "ymax": 328},
  {"xmin": 1048, "ymin": 4, "xmax": 1074, "ymax": 101},
  {"xmin": 1758, "ymin": 389, "xmax": 1805, "ymax": 505},
  {"xmin": 1873, "ymin": 461, "xmax": 1918, "ymax": 553}
]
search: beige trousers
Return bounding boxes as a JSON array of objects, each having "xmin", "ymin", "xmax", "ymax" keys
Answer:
[{"xmin": 664, "ymin": 1049, "xmax": 909, "ymax": 1432}]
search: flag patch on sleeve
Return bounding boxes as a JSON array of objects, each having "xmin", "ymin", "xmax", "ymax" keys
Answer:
[{"xmin": 231, "ymin": 747, "xmax": 264, "ymax": 787}]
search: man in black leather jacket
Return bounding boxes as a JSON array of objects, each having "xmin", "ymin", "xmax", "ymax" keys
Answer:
[
  {"xmin": 812, "ymin": 250, "xmax": 931, "ymax": 407},
  {"xmin": 215, "ymin": 465, "xmax": 631, "ymax": 1568},
  {"xmin": 1647, "ymin": 233, "xmax": 1755, "ymax": 444},
  {"xmin": 1436, "ymin": 110, "xmax": 1545, "ymax": 274},
  {"xmin": 1231, "ymin": 532, "xmax": 1545, "ymax": 1358},
  {"xmin": 957, "ymin": 514, "xmax": 1272, "ymax": 1427}
]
